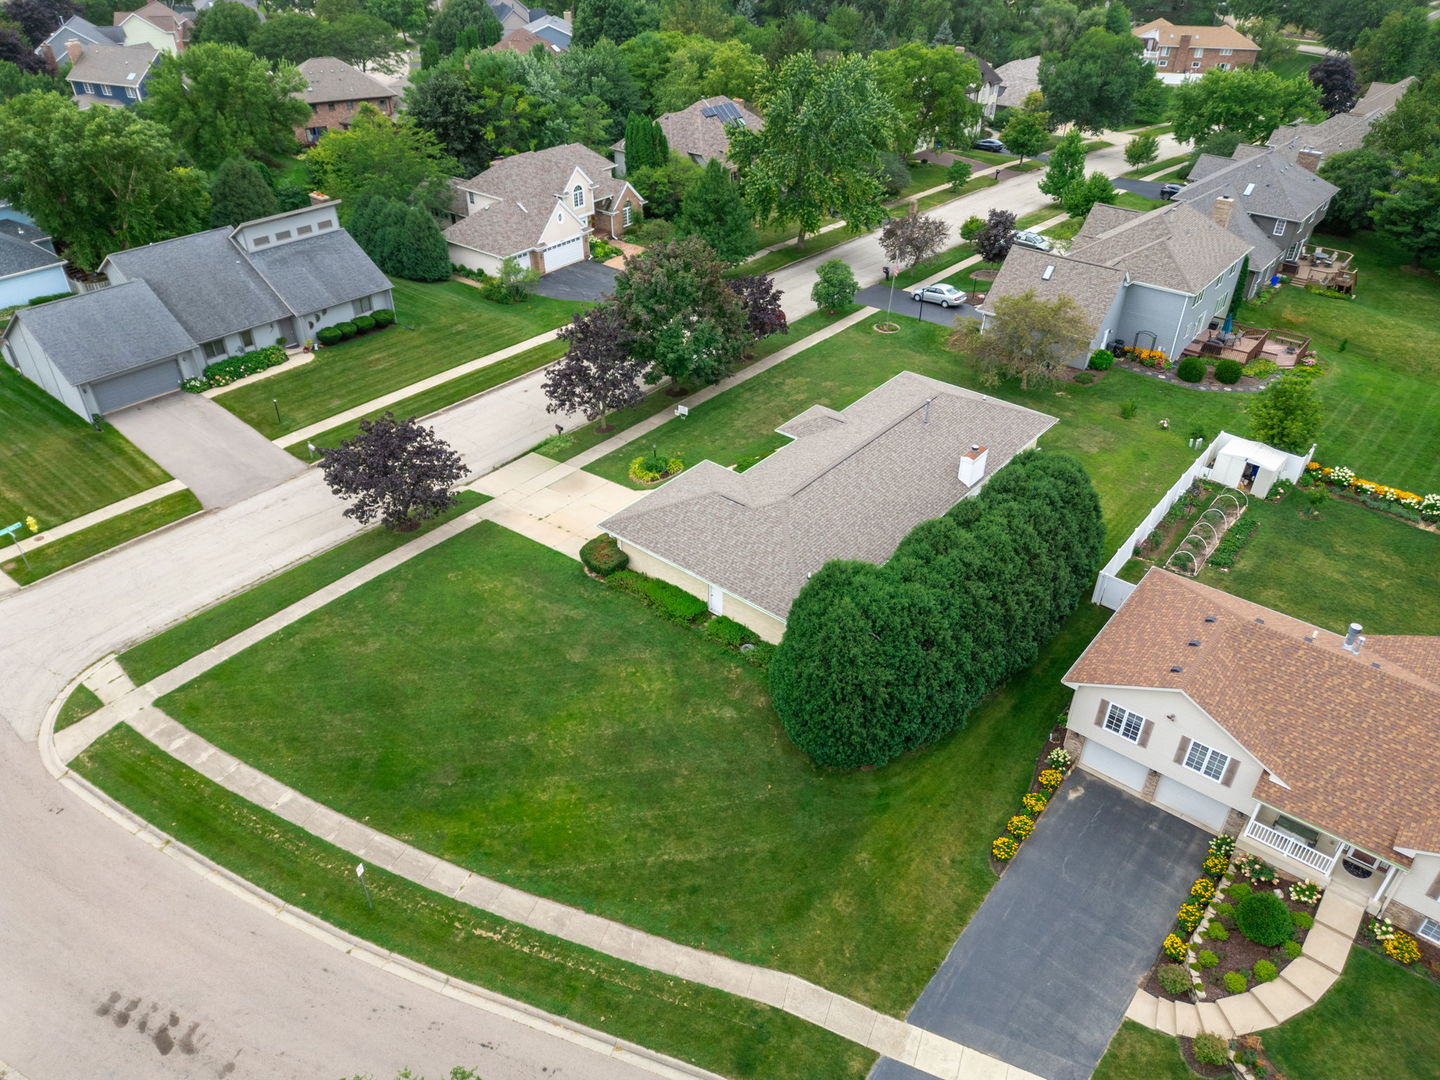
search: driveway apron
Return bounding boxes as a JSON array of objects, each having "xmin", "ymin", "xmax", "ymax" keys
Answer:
[
  {"xmin": 108, "ymin": 392, "xmax": 305, "ymax": 509},
  {"xmin": 531, "ymin": 260, "xmax": 618, "ymax": 302},
  {"xmin": 871, "ymin": 774, "xmax": 1209, "ymax": 1080},
  {"xmin": 853, "ymin": 284, "xmax": 981, "ymax": 327}
]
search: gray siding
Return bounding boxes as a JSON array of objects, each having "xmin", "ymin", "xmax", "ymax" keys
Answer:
[{"xmin": 3, "ymin": 321, "xmax": 88, "ymax": 417}]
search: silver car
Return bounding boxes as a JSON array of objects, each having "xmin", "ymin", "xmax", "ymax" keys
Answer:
[
  {"xmin": 910, "ymin": 283, "xmax": 965, "ymax": 308},
  {"xmin": 1012, "ymin": 230, "xmax": 1053, "ymax": 252}
]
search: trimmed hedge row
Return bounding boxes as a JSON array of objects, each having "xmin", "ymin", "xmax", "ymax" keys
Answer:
[
  {"xmin": 609, "ymin": 570, "xmax": 708, "ymax": 623},
  {"xmin": 316, "ymin": 308, "xmax": 395, "ymax": 347}
]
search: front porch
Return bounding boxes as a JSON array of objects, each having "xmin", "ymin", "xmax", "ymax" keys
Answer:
[
  {"xmin": 1282, "ymin": 243, "xmax": 1357, "ymax": 293},
  {"xmin": 1240, "ymin": 803, "xmax": 1397, "ymax": 904},
  {"xmin": 1180, "ymin": 322, "xmax": 1312, "ymax": 367}
]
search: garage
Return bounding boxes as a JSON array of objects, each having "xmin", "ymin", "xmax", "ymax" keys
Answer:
[
  {"xmin": 542, "ymin": 234, "xmax": 585, "ymax": 273},
  {"xmin": 1154, "ymin": 775, "xmax": 1231, "ymax": 831},
  {"xmin": 1080, "ymin": 739, "xmax": 1150, "ymax": 794},
  {"xmin": 90, "ymin": 357, "xmax": 183, "ymax": 413}
]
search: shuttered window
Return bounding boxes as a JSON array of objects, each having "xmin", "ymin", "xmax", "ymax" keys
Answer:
[{"xmin": 1184, "ymin": 740, "xmax": 1230, "ymax": 782}]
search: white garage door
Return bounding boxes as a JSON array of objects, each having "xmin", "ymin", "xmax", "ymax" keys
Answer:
[
  {"xmin": 1081, "ymin": 740, "xmax": 1150, "ymax": 794},
  {"xmin": 542, "ymin": 235, "xmax": 584, "ymax": 273},
  {"xmin": 90, "ymin": 358, "xmax": 182, "ymax": 413},
  {"xmin": 1155, "ymin": 775, "xmax": 1231, "ymax": 831}
]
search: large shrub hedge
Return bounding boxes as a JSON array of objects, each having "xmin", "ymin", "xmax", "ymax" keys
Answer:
[
  {"xmin": 1236, "ymin": 891, "xmax": 1292, "ymax": 946},
  {"xmin": 769, "ymin": 450, "xmax": 1105, "ymax": 768},
  {"xmin": 580, "ymin": 534, "xmax": 628, "ymax": 576}
]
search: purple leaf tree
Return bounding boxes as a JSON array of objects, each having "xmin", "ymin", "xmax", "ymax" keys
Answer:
[
  {"xmin": 727, "ymin": 274, "xmax": 788, "ymax": 349},
  {"xmin": 879, "ymin": 212, "xmax": 951, "ymax": 323},
  {"xmin": 320, "ymin": 412, "xmax": 467, "ymax": 531},
  {"xmin": 542, "ymin": 304, "xmax": 648, "ymax": 432}
]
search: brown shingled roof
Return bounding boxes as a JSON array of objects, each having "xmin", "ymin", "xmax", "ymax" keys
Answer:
[
  {"xmin": 1065, "ymin": 569, "xmax": 1440, "ymax": 863},
  {"xmin": 1133, "ymin": 18, "xmax": 1258, "ymax": 52},
  {"xmin": 489, "ymin": 27, "xmax": 558, "ymax": 53}
]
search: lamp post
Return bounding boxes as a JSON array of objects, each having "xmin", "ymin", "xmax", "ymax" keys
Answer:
[
  {"xmin": 356, "ymin": 863, "xmax": 373, "ymax": 910},
  {"xmin": 272, "ymin": 398, "xmax": 281, "ymax": 425}
]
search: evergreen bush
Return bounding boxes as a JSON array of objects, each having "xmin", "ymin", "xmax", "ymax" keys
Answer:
[
  {"xmin": 1157, "ymin": 964, "xmax": 1192, "ymax": 995},
  {"xmin": 1192, "ymin": 1033, "xmax": 1229, "ymax": 1066},
  {"xmin": 1253, "ymin": 959, "xmax": 1278, "ymax": 982},
  {"xmin": 609, "ymin": 570, "xmax": 708, "ymax": 623},
  {"xmin": 1214, "ymin": 358, "xmax": 1243, "ymax": 384},
  {"xmin": 1088, "ymin": 349, "xmax": 1114, "ymax": 371},
  {"xmin": 1177, "ymin": 356, "xmax": 1207, "ymax": 383},
  {"xmin": 1283, "ymin": 940, "xmax": 1303, "ymax": 959},
  {"xmin": 704, "ymin": 616, "xmax": 751, "ymax": 647},
  {"xmin": 338, "ymin": 321, "xmax": 358, "ymax": 338},
  {"xmin": 317, "ymin": 326, "xmax": 343, "ymax": 346},
  {"xmin": 1291, "ymin": 910, "xmax": 1314, "ymax": 930},
  {"xmin": 1223, "ymin": 971, "xmax": 1248, "ymax": 994},
  {"xmin": 353, "ymin": 315, "xmax": 376, "ymax": 333},
  {"xmin": 1236, "ymin": 892, "xmax": 1292, "ymax": 946},
  {"xmin": 579, "ymin": 534, "xmax": 628, "ymax": 577},
  {"xmin": 372, "ymin": 309, "xmax": 395, "ymax": 327}
]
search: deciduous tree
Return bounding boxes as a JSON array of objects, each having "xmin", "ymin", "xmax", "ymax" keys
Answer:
[
  {"xmin": 1124, "ymin": 131, "xmax": 1159, "ymax": 168},
  {"xmin": 1365, "ymin": 73, "xmax": 1440, "ymax": 162},
  {"xmin": 871, "ymin": 41, "xmax": 982, "ymax": 157},
  {"xmin": 250, "ymin": 13, "xmax": 339, "ymax": 63},
  {"xmin": 1062, "ymin": 171, "xmax": 1117, "ymax": 217},
  {"xmin": 674, "ymin": 158, "xmax": 756, "ymax": 262},
  {"xmin": 573, "ymin": 0, "xmax": 659, "ymax": 48},
  {"xmin": 321, "ymin": 413, "xmax": 467, "ymax": 531},
  {"xmin": 729, "ymin": 52, "xmax": 897, "ymax": 245},
  {"xmin": 1317, "ymin": 147, "xmax": 1394, "ymax": 232},
  {"xmin": 949, "ymin": 289, "xmax": 1091, "ymax": 389},
  {"xmin": 0, "ymin": 57, "xmax": 66, "ymax": 98},
  {"xmin": 306, "ymin": 104, "xmax": 459, "ymax": 215},
  {"xmin": 0, "ymin": 25, "xmax": 46, "ymax": 72},
  {"xmin": 4, "ymin": 0, "xmax": 79, "ymax": 47},
  {"xmin": 946, "ymin": 160, "xmax": 973, "ymax": 191},
  {"xmin": 879, "ymin": 211, "xmax": 949, "ymax": 319},
  {"xmin": 1038, "ymin": 130, "xmax": 1085, "ymax": 201},
  {"xmin": 208, "ymin": 157, "xmax": 277, "ymax": 226},
  {"xmin": 427, "ymin": 0, "xmax": 500, "ymax": 55},
  {"xmin": 1245, "ymin": 375, "xmax": 1323, "ymax": 453},
  {"xmin": 1370, "ymin": 151, "xmax": 1440, "ymax": 268},
  {"xmin": 543, "ymin": 304, "xmax": 646, "ymax": 430},
  {"xmin": 1309, "ymin": 55, "xmax": 1359, "ymax": 117},
  {"xmin": 1038, "ymin": 27, "xmax": 1153, "ymax": 132},
  {"xmin": 1001, "ymin": 108, "xmax": 1050, "ymax": 163},
  {"xmin": 727, "ymin": 274, "xmax": 786, "ymax": 344},
  {"xmin": 811, "ymin": 258, "xmax": 858, "ymax": 313},
  {"xmin": 974, "ymin": 208, "xmax": 1017, "ymax": 263},
  {"xmin": 192, "ymin": 0, "xmax": 260, "ymax": 46},
  {"xmin": 1169, "ymin": 67, "xmax": 1323, "ymax": 144}
]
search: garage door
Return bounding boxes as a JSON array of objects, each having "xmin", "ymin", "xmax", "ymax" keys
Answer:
[
  {"xmin": 1080, "ymin": 740, "xmax": 1150, "ymax": 793},
  {"xmin": 542, "ymin": 235, "xmax": 584, "ymax": 273},
  {"xmin": 91, "ymin": 358, "xmax": 182, "ymax": 413},
  {"xmin": 1154, "ymin": 776, "xmax": 1231, "ymax": 831}
]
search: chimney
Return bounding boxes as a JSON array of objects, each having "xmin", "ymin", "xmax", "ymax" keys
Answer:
[
  {"xmin": 1212, "ymin": 194, "xmax": 1235, "ymax": 230},
  {"xmin": 1296, "ymin": 148, "xmax": 1322, "ymax": 174},
  {"xmin": 959, "ymin": 444, "xmax": 988, "ymax": 487},
  {"xmin": 65, "ymin": 39, "xmax": 84, "ymax": 66},
  {"xmin": 308, "ymin": 191, "xmax": 329, "ymax": 205},
  {"xmin": 1342, "ymin": 622, "xmax": 1363, "ymax": 653}
]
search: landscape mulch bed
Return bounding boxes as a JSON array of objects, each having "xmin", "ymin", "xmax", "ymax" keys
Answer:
[
  {"xmin": 987, "ymin": 723, "xmax": 1068, "ymax": 877},
  {"xmin": 1178, "ymin": 1037, "xmax": 1231, "ymax": 1078}
]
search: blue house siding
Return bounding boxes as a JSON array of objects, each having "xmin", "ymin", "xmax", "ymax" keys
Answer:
[
  {"xmin": 69, "ymin": 77, "xmax": 149, "ymax": 105},
  {"xmin": 0, "ymin": 264, "xmax": 71, "ymax": 308}
]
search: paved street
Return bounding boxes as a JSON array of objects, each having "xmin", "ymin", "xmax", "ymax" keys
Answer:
[{"xmin": 870, "ymin": 776, "xmax": 1209, "ymax": 1080}]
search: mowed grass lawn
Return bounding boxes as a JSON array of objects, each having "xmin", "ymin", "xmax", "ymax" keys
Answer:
[
  {"xmin": 1239, "ymin": 230, "xmax": 1440, "ymax": 497},
  {"xmin": 216, "ymin": 279, "xmax": 586, "ymax": 439},
  {"xmin": 1091, "ymin": 1021, "xmax": 1198, "ymax": 1080},
  {"xmin": 585, "ymin": 318, "xmax": 1252, "ymax": 550},
  {"xmin": 1197, "ymin": 495, "xmax": 1440, "ymax": 634},
  {"xmin": 157, "ymin": 520, "xmax": 1110, "ymax": 1014},
  {"xmin": 0, "ymin": 364, "xmax": 171, "ymax": 526}
]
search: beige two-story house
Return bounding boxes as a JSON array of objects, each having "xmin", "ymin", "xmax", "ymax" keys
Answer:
[
  {"xmin": 1134, "ymin": 19, "xmax": 1258, "ymax": 78},
  {"xmin": 1065, "ymin": 569, "xmax": 1440, "ymax": 942}
]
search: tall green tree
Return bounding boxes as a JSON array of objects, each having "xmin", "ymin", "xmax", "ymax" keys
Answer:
[
  {"xmin": 654, "ymin": 37, "xmax": 764, "ymax": 112},
  {"xmin": 1061, "ymin": 171, "xmax": 1117, "ymax": 217},
  {"xmin": 1314, "ymin": 0, "xmax": 1406, "ymax": 53},
  {"xmin": 329, "ymin": 12, "xmax": 402, "ymax": 71},
  {"xmin": 674, "ymin": 158, "xmax": 756, "ymax": 262},
  {"xmin": 871, "ymin": 41, "xmax": 982, "ymax": 156},
  {"xmin": 1001, "ymin": 108, "xmax": 1050, "ymax": 163},
  {"xmin": 1351, "ymin": 9, "xmax": 1435, "ymax": 83},
  {"xmin": 427, "ymin": 0, "xmax": 501, "ymax": 55},
  {"xmin": 0, "ymin": 58, "xmax": 67, "ymax": 101},
  {"xmin": 1039, "ymin": 130, "xmax": 1086, "ymax": 201},
  {"xmin": 1365, "ymin": 74, "xmax": 1440, "ymax": 162},
  {"xmin": 407, "ymin": 53, "xmax": 542, "ymax": 175},
  {"xmin": 141, "ymin": 44, "xmax": 310, "ymax": 170},
  {"xmin": 395, "ymin": 204, "xmax": 451, "ymax": 281},
  {"xmin": 949, "ymin": 290, "xmax": 1093, "ymax": 389},
  {"xmin": 1370, "ymin": 152, "xmax": 1440, "ymax": 269},
  {"xmin": 208, "ymin": 157, "xmax": 278, "ymax": 226},
  {"xmin": 1317, "ymin": 148, "xmax": 1395, "ymax": 233},
  {"xmin": 1038, "ymin": 27, "xmax": 1153, "ymax": 132},
  {"xmin": 729, "ymin": 52, "xmax": 897, "ymax": 245},
  {"xmin": 622, "ymin": 111, "xmax": 668, "ymax": 171},
  {"xmin": 1169, "ymin": 67, "xmax": 1323, "ymax": 144},
  {"xmin": 249, "ymin": 13, "xmax": 339, "ymax": 63},
  {"xmin": 365, "ymin": 0, "xmax": 427, "ymax": 38},
  {"xmin": 0, "ymin": 92, "xmax": 209, "ymax": 270},
  {"xmin": 573, "ymin": 0, "xmax": 661, "ymax": 48},
  {"xmin": 1246, "ymin": 375, "xmax": 1323, "ymax": 453},
  {"xmin": 306, "ymin": 104, "xmax": 459, "ymax": 215},
  {"xmin": 1124, "ymin": 131, "xmax": 1159, "ymax": 168},
  {"xmin": 191, "ymin": 0, "xmax": 261, "ymax": 46}
]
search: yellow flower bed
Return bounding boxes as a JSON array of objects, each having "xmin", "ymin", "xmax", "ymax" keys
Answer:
[
  {"xmin": 1384, "ymin": 932, "xmax": 1422, "ymax": 965},
  {"xmin": 992, "ymin": 836, "xmax": 1019, "ymax": 861}
]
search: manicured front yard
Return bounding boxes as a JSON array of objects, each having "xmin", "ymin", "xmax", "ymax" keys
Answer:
[
  {"xmin": 74, "ymin": 723, "xmax": 874, "ymax": 1080},
  {"xmin": 216, "ymin": 279, "xmax": 586, "ymax": 439},
  {"xmin": 154, "ymin": 520, "xmax": 1108, "ymax": 1015},
  {"xmin": 1196, "ymin": 494, "xmax": 1440, "ymax": 634},
  {"xmin": 0, "ymin": 364, "xmax": 172, "ymax": 527},
  {"xmin": 1092, "ymin": 1021, "xmax": 1198, "ymax": 1080},
  {"xmin": 2, "ymin": 490, "xmax": 202, "ymax": 585}
]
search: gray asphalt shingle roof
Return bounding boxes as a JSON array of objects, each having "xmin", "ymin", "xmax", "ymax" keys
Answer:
[
  {"xmin": 103, "ymin": 229, "xmax": 291, "ymax": 343},
  {"xmin": 296, "ymin": 56, "xmax": 396, "ymax": 105},
  {"xmin": 1174, "ymin": 149, "xmax": 1337, "ymax": 226},
  {"xmin": 246, "ymin": 228, "xmax": 391, "ymax": 315},
  {"xmin": 600, "ymin": 372, "xmax": 1057, "ymax": 618},
  {"xmin": 1267, "ymin": 77, "xmax": 1416, "ymax": 160},
  {"xmin": 1069, "ymin": 201, "xmax": 1253, "ymax": 293},
  {"xmin": 67, "ymin": 43, "xmax": 158, "ymax": 87},
  {"xmin": 14, "ymin": 281, "xmax": 194, "ymax": 384},
  {"xmin": 993, "ymin": 56, "xmax": 1040, "ymax": 108},
  {"xmin": 41, "ymin": 16, "xmax": 123, "ymax": 51},
  {"xmin": 982, "ymin": 244, "xmax": 1127, "ymax": 334},
  {"xmin": 0, "ymin": 221, "xmax": 61, "ymax": 278},
  {"xmin": 613, "ymin": 96, "xmax": 764, "ymax": 166}
]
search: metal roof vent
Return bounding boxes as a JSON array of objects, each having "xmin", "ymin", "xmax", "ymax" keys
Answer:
[
  {"xmin": 1170, "ymin": 666, "xmax": 1184, "ymax": 673},
  {"xmin": 1041, "ymin": 264, "xmax": 1055, "ymax": 280},
  {"xmin": 1187, "ymin": 640, "xmax": 1201, "ymax": 646},
  {"xmin": 1254, "ymin": 617, "xmax": 1265, "ymax": 624},
  {"xmin": 1204, "ymin": 616, "xmax": 1216, "ymax": 623}
]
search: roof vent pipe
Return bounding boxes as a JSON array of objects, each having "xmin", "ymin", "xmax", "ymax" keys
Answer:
[{"xmin": 1343, "ymin": 622, "xmax": 1362, "ymax": 651}]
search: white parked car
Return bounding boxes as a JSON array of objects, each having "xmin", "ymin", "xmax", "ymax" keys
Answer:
[
  {"xmin": 910, "ymin": 283, "xmax": 966, "ymax": 308},
  {"xmin": 1012, "ymin": 230, "xmax": 1053, "ymax": 252}
]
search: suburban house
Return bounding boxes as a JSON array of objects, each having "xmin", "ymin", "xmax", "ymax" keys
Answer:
[
  {"xmin": 991, "ymin": 55, "xmax": 1041, "ymax": 111},
  {"xmin": 63, "ymin": 41, "xmax": 159, "ymax": 108},
  {"xmin": 444, "ymin": 143, "xmax": 644, "ymax": 276},
  {"xmin": 294, "ymin": 57, "xmax": 398, "ymax": 145},
  {"xmin": 112, "ymin": 0, "xmax": 192, "ymax": 54},
  {"xmin": 489, "ymin": 26, "xmax": 560, "ymax": 54},
  {"xmin": 1133, "ymin": 19, "xmax": 1258, "ymax": 79},
  {"xmin": 0, "ymin": 202, "xmax": 390, "ymax": 418},
  {"xmin": 1267, "ymin": 76, "xmax": 1417, "ymax": 163},
  {"xmin": 0, "ymin": 212, "xmax": 70, "ymax": 308},
  {"xmin": 980, "ymin": 201, "xmax": 1252, "ymax": 363},
  {"xmin": 522, "ymin": 14, "xmax": 571, "ymax": 50},
  {"xmin": 36, "ymin": 15, "xmax": 122, "ymax": 63},
  {"xmin": 612, "ymin": 96, "xmax": 762, "ymax": 175},
  {"xmin": 490, "ymin": 1, "xmax": 544, "ymax": 32},
  {"xmin": 599, "ymin": 372, "xmax": 1058, "ymax": 644},
  {"xmin": 964, "ymin": 49, "xmax": 1004, "ymax": 119},
  {"xmin": 1064, "ymin": 568, "xmax": 1440, "ymax": 944},
  {"xmin": 1173, "ymin": 145, "xmax": 1338, "ymax": 297}
]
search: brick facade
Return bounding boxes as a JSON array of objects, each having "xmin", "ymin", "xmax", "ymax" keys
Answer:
[
  {"xmin": 296, "ymin": 95, "xmax": 396, "ymax": 146},
  {"xmin": 591, "ymin": 187, "xmax": 645, "ymax": 240},
  {"xmin": 1150, "ymin": 36, "xmax": 1259, "ymax": 75}
]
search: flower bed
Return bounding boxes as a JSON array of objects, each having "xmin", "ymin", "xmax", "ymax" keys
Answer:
[
  {"xmin": 182, "ymin": 344, "xmax": 289, "ymax": 392},
  {"xmin": 988, "ymin": 732, "xmax": 1071, "ymax": 872},
  {"xmin": 628, "ymin": 452, "xmax": 685, "ymax": 484},
  {"xmin": 1304, "ymin": 462, "xmax": 1440, "ymax": 524},
  {"xmin": 1145, "ymin": 838, "xmax": 1322, "ymax": 1002}
]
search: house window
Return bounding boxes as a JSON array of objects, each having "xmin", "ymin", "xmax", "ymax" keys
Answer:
[
  {"xmin": 125, "ymin": 86, "xmax": 136, "ymax": 99},
  {"xmin": 1216, "ymin": 63, "xmax": 1230, "ymax": 71},
  {"xmin": 297, "ymin": 224, "xmax": 313, "ymax": 235},
  {"xmin": 318, "ymin": 219, "xmax": 333, "ymax": 229},
  {"xmin": 1272, "ymin": 220, "xmax": 1286, "ymax": 237},
  {"xmin": 1157, "ymin": 60, "xmax": 1168, "ymax": 68},
  {"xmin": 572, "ymin": 185, "xmax": 584, "ymax": 208},
  {"xmin": 1184, "ymin": 740, "xmax": 1230, "ymax": 782},
  {"xmin": 202, "ymin": 339, "xmax": 226, "ymax": 360},
  {"xmin": 345, "ymin": 100, "xmax": 354, "ymax": 108},
  {"xmin": 328, "ymin": 103, "xmax": 336, "ymax": 112},
  {"xmin": 83, "ymin": 82, "xmax": 95, "ymax": 94},
  {"xmin": 1104, "ymin": 703, "xmax": 1145, "ymax": 743},
  {"xmin": 239, "ymin": 328, "xmax": 254, "ymax": 349},
  {"xmin": 1191, "ymin": 60, "xmax": 1202, "ymax": 69},
  {"xmin": 252, "ymin": 235, "xmax": 270, "ymax": 246},
  {"xmin": 1193, "ymin": 48, "xmax": 1204, "ymax": 57},
  {"xmin": 274, "ymin": 229, "xmax": 292, "ymax": 241},
  {"xmin": 1419, "ymin": 918, "xmax": 1440, "ymax": 946},
  {"xmin": 356, "ymin": 295, "xmax": 372, "ymax": 314},
  {"xmin": 623, "ymin": 204, "xmax": 633, "ymax": 226},
  {"xmin": 1220, "ymin": 48, "xmax": 1234, "ymax": 56}
]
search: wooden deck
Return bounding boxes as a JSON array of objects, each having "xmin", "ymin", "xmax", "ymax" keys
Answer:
[
  {"xmin": 1282, "ymin": 244, "xmax": 1357, "ymax": 293},
  {"xmin": 1181, "ymin": 322, "xmax": 1311, "ymax": 366}
]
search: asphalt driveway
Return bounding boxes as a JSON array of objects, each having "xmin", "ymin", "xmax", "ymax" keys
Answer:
[
  {"xmin": 1115, "ymin": 177, "xmax": 1170, "ymax": 200},
  {"xmin": 871, "ymin": 774, "xmax": 1209, "ymax": 1080},
  {"xmin": 854, "ymin": 283, "xmax": 983, "ymax": 327},
  {"xmin": 108, "ymin": 392, "xmax": 305, "ymax": 509},
  {"xmin": 531, "ymin": 260, "xmax": 618, "ymax": 302}
]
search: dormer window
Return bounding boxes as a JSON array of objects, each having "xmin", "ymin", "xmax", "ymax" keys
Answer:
[{"xmin": 572, "ymin": 185, "xmax": 584, "ymax": 208}]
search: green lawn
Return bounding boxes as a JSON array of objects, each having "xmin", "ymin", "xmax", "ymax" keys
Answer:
[
  {"xmin": 2, "ymin": 490, "xmax": 202, "ymax": 585},
  {"xmin": 283, "ymin": 337, "xmax": 569, "ymax": 458},
  {"xmin": 1239, "ymin": 230, "xmax": 1440, "ymax": 496},
  {"xmin": 896, "ymin": 240, "xmax": 979, "ymax": 288},
  {"xmin": 155, "ymin": 520, "xmax": 1110, "ymax": 1015},
  {"xmin": 216, "ymin": 280, "xmax": 586, "ymax": 439},
  {"xmin": 74, "ymin": 723, "xmax": 874, "ymax": 1080},
  {"xmin": 55, "ymin": 684, "xmax": 104, "ymax": 733},
  {"xmin": 585, "ymin": 318, "xmax": 1250, "ymax": 551},
  {"xmin": 1197, "ymin": 494, "xmax": 1440, "ymax": 634},
  {"xmin": 118, "ymin": 491, "xmax": 487, "ymax": 686},
  {"xmin": 0, "ymin": 364, "xmax": 172, "ymax": 527},
  {"xmin": 1092, "ymin": 1021, "xmax": 1198, "ymax": 1080},
  {"xmin": 735, "ymin": 216, "xmax": 896, "ymax": 277},
  {"xmin": 962, "ymin": 148, "xmax": 1020, "ymax": 166},
  {"xmin": 1122, "ymin": 153, "xmax": 1189, "ymax": 179},
  {"xmin": 914, "ymin": 174, "xmax": 1000, "ymax": 213}
]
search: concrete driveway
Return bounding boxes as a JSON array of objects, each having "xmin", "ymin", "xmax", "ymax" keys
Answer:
[
  {"xmin": 855, "ymin": 283, "xmax": 982, "ymax": 327},
  {"xmin": 872, "ymin": 775, "xmax": 1209, "ymax": 1080},
  {"xmin": 532, "ymin": 260, "xmax": 618, "ymax": 302},
  {"xmin": 108, "ymin": 393, "xmax": 305, "ymax": 509}
]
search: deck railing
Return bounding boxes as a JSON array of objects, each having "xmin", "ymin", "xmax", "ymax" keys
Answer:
[{"xmin": 1244, "ymin": 818, "xmax": 1337, "ymax": 876}]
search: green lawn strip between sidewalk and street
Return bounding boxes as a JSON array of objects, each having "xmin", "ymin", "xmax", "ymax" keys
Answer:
[
  {"xmin": 1122, "ymin": 153, "xmax": 1189, "ymax": 179},
  {"xmin": 217, "ymin": 279, "xmax": 586, "ymax": 440},
  {"xmin": 1091, "ymin": 1020, "xmax": 1199, "ymax": 1080},
  {"xmin": 735, "ymin": 212, "xmax": 902, "ymax": 277},
  {"xmin": 0, "ymin": 364, "xmax": 173, "ymax": 527},
  {"xmin": 73, "ymin": 723, "xmax": 875, "ymax": 1080},
  {"xmin": 895, "ymin": 241, "xmax": 979, "ymax": 289},
  {"xmin": 155, "ymin": 520, "xmax": 1106, "ymax": 1015},
  {"xmin": 54, "ymin": 684, "xmax": 104, "ymax": 734},
  {"xmin": 913, "ymin": 174, "xmax": 1000, "ymax": 213},
  {"xmin": 117, "ymin": 491, "xmax": 487, "ymax": 686},
  {"xmin": 2, "ymin": 490, "xmax": 202, "ymax": 585},
  {"xmin": 285, "ymin": 339, "xmax": 569, "ymax": 458}
]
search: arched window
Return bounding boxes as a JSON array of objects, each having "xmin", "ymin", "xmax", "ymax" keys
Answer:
[{"xmin": 572, "ymin": 185, "xmax": 584, "ymax": 208}]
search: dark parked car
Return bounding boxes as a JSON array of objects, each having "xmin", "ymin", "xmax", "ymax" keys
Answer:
[
  {"xmin": 1160, "ymin": 182, "xmax": 1185, "ymax": 200},
  {"xmin": 972, "ymin": 138, "xmax": 1007, "ymax": 153}
]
